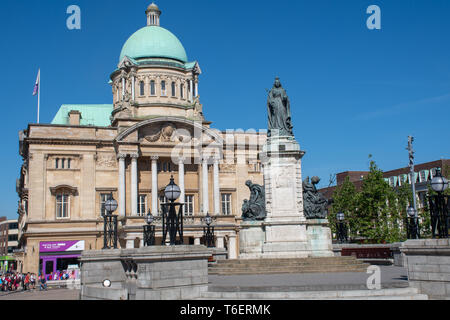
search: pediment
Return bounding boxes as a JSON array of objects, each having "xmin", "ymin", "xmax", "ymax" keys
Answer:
[
  {"xmin": 115, "ymin": 117, "xmax": 223, "ymax": 147},
  {"xmin": 118, "ymin": 55, "xmax": 137, "ymax": 70}
]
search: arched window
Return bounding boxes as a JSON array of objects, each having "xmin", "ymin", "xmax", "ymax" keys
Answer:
[{"xmin": 140, "ymin": 81, "xmax": 145, "ymax": 96}]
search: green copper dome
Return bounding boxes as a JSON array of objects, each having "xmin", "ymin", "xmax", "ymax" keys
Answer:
[{"xmin": 120, "ymin": 26, "xmax": 188, "ymax": 63}]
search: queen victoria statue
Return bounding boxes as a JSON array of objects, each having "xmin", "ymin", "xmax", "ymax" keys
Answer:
[{"xmin": 267, "ymin": 77, "xmax": 294, "ymax": 138}]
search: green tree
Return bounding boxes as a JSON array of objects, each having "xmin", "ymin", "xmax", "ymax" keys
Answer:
[
  {"xmin": 330, "ymin": 177, "xmax": 359, "ymax": 240},
  {"xmin": 357, "ymin": 159, "xmax": 409, "ymax": 243}
]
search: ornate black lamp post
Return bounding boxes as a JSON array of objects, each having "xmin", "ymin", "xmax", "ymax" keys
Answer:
[
  {"xmin": 143, "ymin": 210, "xmax": 156, "ymax": 246},
  {"xmin": 336, "ymin": 212, "xmax": 348, "ymax": 243},
  {"xmin": 161, "ymin": 176, "xmax": 184, "ymax": 245},
  {"xmin": 203, "ymin": 212, "xmax": 215, "ymax": 248},
  {"xmin": 103, "ymin": 194, "xmax": 118, "ymax": 249},
  {"xmin": 428, "ymin": 169, "xmax": 449, "ymax": 238},
  {"xmin": 406, "ymin": 206, "xmax": 420, "ymax": 239}
]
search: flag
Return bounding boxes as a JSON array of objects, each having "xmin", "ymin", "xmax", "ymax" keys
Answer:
[{"xmin": 33, "ymin": 69, "xmax": 40, "ymax": 96}]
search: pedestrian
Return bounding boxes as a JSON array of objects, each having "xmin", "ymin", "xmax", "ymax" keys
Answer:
[
  {"xmin": 39, "ymin": 274, "xmax": 47, "ymax": 291},
  {"xmin": 21, "ymin": 273, "xmax": 26, "ymax": 291},
  {"xmin": 31, "ymin": 273, "xmax": 36, "ymax": 290},
  {"xmin": 24, "ymin": 273, "xmax": 30, "ymax": 291}
]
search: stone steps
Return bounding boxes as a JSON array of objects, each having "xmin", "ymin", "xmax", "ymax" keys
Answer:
[
  {"xmin": 198, "ymin": 287, "xmax": 428, "ymax": 300},
  {"xmin": 209, "ymin": 257, "xmax": 370, "ymax": 275}
]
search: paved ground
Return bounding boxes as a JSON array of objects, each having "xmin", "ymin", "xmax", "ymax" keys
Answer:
[
  {"xmin": 0, "ymin": 288, "xmax": 80, "ymax": 300},
  {"xmin": 208, "ymin": 265, "xmax": 409, "ymax": 292},
  {"xmin": 0, "ymin": 265, "xmax": 408, "ymax": 300}
]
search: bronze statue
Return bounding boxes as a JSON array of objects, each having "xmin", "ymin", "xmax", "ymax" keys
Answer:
[
  {"xmin": 303, "ymin": 176, "xmax": 328, "ymax": 219},
  {"xmin": 242, "ymin": 180, "xmax": 266, "ymax": 221},
  {"xmin": 267, "ymin": 77, "xmax": 294, "ymax": 137}
]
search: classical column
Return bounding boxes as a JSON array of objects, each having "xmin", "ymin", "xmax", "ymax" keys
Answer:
[
  {"xmin": 151, "ymin": 156, "xmax": 159, "ymax": 215},
  {"xmin": 213, "ymin": 157, "xmax": 220, "ymax": 215},
  {"xmin": 131, "ymin": 153, "xmax": 139, "ymax": 216},
  {"xmin": 216, "ymin": 236, "xmax": 224, "ymax": 249},
  {"xmin": 194, "ymin": 78, "xmax": 199, "ymax": 97},
  {"xmin": 118, "ymin": 153, "xmax": 127, "ymax": 217},
  {"xmin": 194, "ymin": 237, "xmax": 201, "ymax": 245},
  {"xmin": 228, "ymin": 234, "xmax": 237, "ymax": 259},
  {"xmin": 189, "ymin": 79, "xmax": 193, "ymax": 101},
  {"xmin": 202, "ymin": 157, "xmax": 209, "ymax": 214},
  {"xmin": 131, "ymin": 75, "xmax": 135, "ymax": 101},
  {"xmin": 178, "ymin": 157, "xmax": 185, "ymax": 206},
  {"xmin": 122, "ymin": 77, "xmax": 126, "ymax": 100}
]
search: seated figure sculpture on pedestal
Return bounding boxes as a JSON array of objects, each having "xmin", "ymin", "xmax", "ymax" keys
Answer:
[
  {"xmin": 303, "ymin": 176, "xmax": 328, "ymax": 219},
  {"xmin": 242, "ymin": 180, "xmax": 266, "ymax": 221}
]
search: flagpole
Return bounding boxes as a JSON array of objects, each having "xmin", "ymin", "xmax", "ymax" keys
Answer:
[{"xmin": 37, "ymin": 69, "xmax": 40, "ymax": 124}]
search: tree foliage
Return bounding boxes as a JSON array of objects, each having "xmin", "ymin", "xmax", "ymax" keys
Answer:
[{"xmin": 330, "ymin": 159, "xmax": 412, "ymax": 244}]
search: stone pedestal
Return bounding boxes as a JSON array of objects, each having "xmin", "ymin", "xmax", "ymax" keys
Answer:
[
  {"xmin": 306, "ymin": 219, "xmax": 334, "ymax": 257},
  {"xmin": 238, "ymin": 136, "xmax": 334, "ymax": 259},
  {"xmin": 239, "ymin": 221, "xmax": 265, "ymax": 259},
  {"xmin": 260, "ymin": 136, "xmax": 310, "ymax": 258}
]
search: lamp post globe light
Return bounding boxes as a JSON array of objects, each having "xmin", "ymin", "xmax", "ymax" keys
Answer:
[
  {"xmin": 143, "ymin": 210, "xmax": 156, "ymax": 246},
  {"xmin": 203, "ymin": 212, "xmax": 215, "ymax": 248},
  {"xmin": 103, "ymin": 194, "xmax": 119, "ymax": 249},
  {"xmin": 406, "ymin": 206, "xmax": 419, "ymax": 239},
  {"xmin": 336, "ymin": 212, "xmax": 348, "ymax": 244},
  {"xmin": 161, "ymin": 176, "xmax": 184, "ymax": 245},
  {"xmin": 428, "ymin": 169, "xmax": 449, "ymax": 238}
]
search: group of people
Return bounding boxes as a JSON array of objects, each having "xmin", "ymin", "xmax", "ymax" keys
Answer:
[
  {"xmin": 45, "ymin": 270, "xmax": 76, "ymax": 281},
  {"xmin": 0, "ymin": 272, "xmax": 48, "ymax": 292}
]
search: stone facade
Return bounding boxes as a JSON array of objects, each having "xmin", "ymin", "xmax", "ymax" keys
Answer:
[{"xmin": 15, "ymin": 4, "xmax": 266, "ymax": 275}]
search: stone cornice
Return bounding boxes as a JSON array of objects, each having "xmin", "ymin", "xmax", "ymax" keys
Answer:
[{"xmin": 25, "ymin": 137, "xmax": 115, "ymax": 147}]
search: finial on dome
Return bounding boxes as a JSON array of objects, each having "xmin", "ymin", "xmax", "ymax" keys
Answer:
[{"xmin": 146, "ymin": 3, "xmax": 161, "ymax": 26}]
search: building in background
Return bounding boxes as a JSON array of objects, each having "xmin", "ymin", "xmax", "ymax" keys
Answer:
[
  {"xmin": 16, "ymin": 3, "xmax": 265, "ymax": 277},
  {"xmin": 0, "ymin": 217, "xmax": 19, "ymax": 272},
  {"xmin": 319, "ymin": 159, "xmax": 450, "ymax": 210}
]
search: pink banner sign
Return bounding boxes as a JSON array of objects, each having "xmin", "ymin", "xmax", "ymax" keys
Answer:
[{"xmin": 39, "ymin": 241, "xmax": 85, "ymax": 253}]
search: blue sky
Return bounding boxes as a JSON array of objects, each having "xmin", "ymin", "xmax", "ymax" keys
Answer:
[{"xmin": 1, "ymin": 0, "xmax": 449, "ymax": 219}]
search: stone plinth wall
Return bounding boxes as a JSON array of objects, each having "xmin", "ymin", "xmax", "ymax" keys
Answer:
[
  {"xmin": 80, "ymin": 245, "xmax": 211, "ymax": 300},
  {"xmin": 239, "ymin": 220, "xmax": 333, "ymax": 259},
  {"xmin": 401, "ymin": 239, "xmax": 450, "ymax": 299}
]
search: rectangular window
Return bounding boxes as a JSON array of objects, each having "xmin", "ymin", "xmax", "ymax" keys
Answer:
[
  {"xmin": 171, "ymin": 82, "xmax": 176, "ymax": 97},
  {"xmin": 184, "ymin": 195, "xmax": 194, "ymax": 216},
  {"xmin": 150, "ymin": 80, "xmax": 156, "ymax": 96},
  {"xmin": 161, "ymin": 81, "xmax": 166, "ymax": 96},
  {"xmin": 100, "ymin": 193, "xmax": 111, "ymax": 216},
  {"xmin": 221, "ymin": 194, "xmax": 232, "ymax": 215},
  {"xmin": 159, "ymin": 196, "xmax": 168, "ymax": 213},
  {"xmin": 180, "ymin": 84, "xmax": 184, "ymax": 99},
  {"xmin": 140, "ymin": 81, "xmax": 145, "ymax": 96},
  {"xmin": 67, "ymin": 158, "xmax": 71, "ymax": 169},
  {"xmin": 138, "ymin": 195, "xmax": 147, "ymax": 216},
  {"xmin": 55, "ymin": 158, "xmax": 59, "ymax": 169},
  {"xmin": 56, "ymin": 194, "xmax": 70, "ymax": 218}
]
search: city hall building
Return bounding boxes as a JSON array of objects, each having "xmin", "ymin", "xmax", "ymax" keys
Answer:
[{"xmin": 16, "ymin": 4, "xmax": 266, "ymax": 275}]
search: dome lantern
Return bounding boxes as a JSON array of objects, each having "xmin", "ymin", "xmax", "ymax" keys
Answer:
[{"xmin": 146, "ymin": 3, "xmax": 161, "ymax": 26}]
